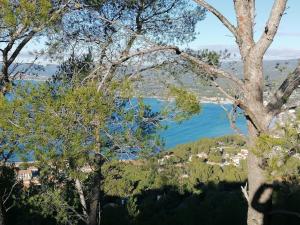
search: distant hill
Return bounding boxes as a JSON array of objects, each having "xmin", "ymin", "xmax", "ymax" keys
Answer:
[
  {"xmin": 4, "ymin": 59, "xmax": 299, "ymax": 98},
  {"xmin": 2, "ymin": 59, "xmax": 297, "ymax": 80},
  {"xmin": 221, "ymin": 59, "xmax": 299, "ymax": 81},
  {"xmin": 0, "ymin": 63, "xmax": 58, "ymax": 81}
]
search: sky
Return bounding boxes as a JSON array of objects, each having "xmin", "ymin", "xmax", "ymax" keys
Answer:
[
  {"xmin": 187, "ymin": 0, "xmax": 300, "ymax": 60},
  {"xmin": 20, "ymin": 0, "xmax": 300, "ymax": 63}
]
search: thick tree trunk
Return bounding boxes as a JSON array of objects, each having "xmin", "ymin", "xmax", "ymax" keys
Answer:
[
  {"xmin": 244, "ymin": 55, "xmax": 273, "ymax": 225},
  {"xmin": 247, "ymin": 123, "xmax": 272, "ymax": 225}
]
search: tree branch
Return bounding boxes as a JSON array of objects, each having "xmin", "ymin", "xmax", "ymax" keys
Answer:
[
  {"xmin": 95, "ymin": 45, "xmax": 244, "ymax": 91},
  {"xmin": 266, "ymin": 61, "xmax": 300, "ymax": 115},
  {"xmin": 74, "ymin": 179, "xmax": 89, "ymax": 220},
  {"xmin": 233, "ymin": 0, "xmax": 255, "ymax": 58},
  {"xmin": 6, "ymin": 30, "xmax": 36, "ymax": 67},
  {"xmin": 193, "ymin": 0, "xmax": 238, "ymax": 39},
  {"xmin": 255, "ymin": 0, "xmax": 287, "ymax": 57},
  {"xmin": 219, "ymin": 103, "xmax": 245, "ymax": 137},
  {"xmin": 241, "ymin": 182, "xmax": 250, "ymax": 204},
  {"xmin": 178, "ymin": 51, "xmax": 244, "ymax": 88},
  {"xmin": 3, "ymin": 181, "xmax": 19, "ymax": 206}
]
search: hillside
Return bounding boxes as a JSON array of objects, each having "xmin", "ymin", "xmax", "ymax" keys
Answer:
[{"xmin": 98, "ymin": 135, "xmax": 299, "ymax": 225}]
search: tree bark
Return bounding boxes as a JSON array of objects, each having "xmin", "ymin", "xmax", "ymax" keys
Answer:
[
  {"xmin": 88, "ymin": 171, "xmax": 101, "ymax": 225},
  {"xmin": 0, "ymin": 53, "xmax": 10, "ymax": 95},
  {"xmin": 247, "ymin": 123, "xmax": 272, "ymax": 225},
  {"xmin": 244, "ymin": 55, "xmax": 273, "ymax": 225}
]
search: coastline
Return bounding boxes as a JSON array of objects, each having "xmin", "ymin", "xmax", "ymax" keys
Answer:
[
  {"xmin": 139, "ymin": 95, "xmax": 234, "ymax": 105},
  {"xmin": 20, "ymin": 78, "xmax": 234, "ymax": 105}
]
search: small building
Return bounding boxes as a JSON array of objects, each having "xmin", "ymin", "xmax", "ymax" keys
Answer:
[{"xmin": 16, "ymin": 166, "xmax": 40, "ymax": 188}]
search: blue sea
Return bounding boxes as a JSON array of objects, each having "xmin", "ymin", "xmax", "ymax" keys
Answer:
[{"xmin": 143, "ymin": 98, "xmax": 247, "ymax": 149}]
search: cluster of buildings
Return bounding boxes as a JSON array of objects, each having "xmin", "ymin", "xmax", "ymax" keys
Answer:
[
  {"xmin": 13, "ymin": 163, "xmax": 40, "ymax": 188},
  {"xmin": 159, "ymin": 147, "xmax": 249, "ymax": 168}
]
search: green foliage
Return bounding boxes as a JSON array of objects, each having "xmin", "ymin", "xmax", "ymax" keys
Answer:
[
  {"xmin": 126, "ymin": 196, "xmax": 140, "ymax": 219},
  {"xmin": 101, "ymin": 136, "xmax": 247, "ymax": 198},
  {"xmin": 255, "ymin": 116, "xmax": 300, "ymax": 182},
  {"xmin": 0, "ymin": 0, "xmax": 53, "ymax": 28},
  {"xmin": 187, "ymin": 49, "xmax": 221, "ymax": 67},
  {"xmin": 0, "ymin": 77, "xmax": 162, "ymax": 224},
  {"xmin": 168, "ymin": 86, "xmax": 201, "ymax": 121},
  {"xmin": 169, "ymin": 135, "xmax": 245, "ymax": 161},
  {"xmin": 28, "ymin": 189, "xmax": 75, "ymax": 224}
]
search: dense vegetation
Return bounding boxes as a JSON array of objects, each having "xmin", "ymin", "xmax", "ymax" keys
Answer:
[{"xmin": 1, "ymin": 136, "xmax": 299, "ymax": 225}]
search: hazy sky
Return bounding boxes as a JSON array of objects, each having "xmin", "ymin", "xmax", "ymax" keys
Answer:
[
  {"xmin": 22, "ymin": 0, "xmax": 300, "ymax": 63},
  {"xmin": 187, "ymin": 0, "xmax": 300, "ymax": 59},
  {"xmin": 190, "ymin": 0, "xmax": 300, "ymax": 48}
]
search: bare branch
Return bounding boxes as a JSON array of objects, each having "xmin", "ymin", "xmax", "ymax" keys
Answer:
[
  {"xmin": 255, "ymin": 0, "xmax": 287, "ymax": 57},
  {"xmin": 94, "ymin": 45, "xmax": 244, "ymax": 92},
  {"xmin": 193, "ymin": 0, "xmax": 238, "ymax": 39},
  {"xmin": 125, "ymin": 61, "xmax": 172, "ymax": 81},
  {"xmin": 97, "ymin": 65, "xmax": 112, "ymax": 92},
  {"xmin": 266, "ymin": 61, "xmax": 300, "ymax": 115},
  {"xmin": 178, "ymin": 51, "xmax": 245, "ymax": 88},
  {"xmin": 210, "ymin": 79, "xmax": 236, "ymax": 103},
  {"xmin": 3, "ymin": 181, "xmax": 19, "ymax": 205},
  {"xmin": 241, "ymin": 182, "xmax": 250, "ymax": 204},
  {"xmin": 74, "ymin": 179, "xmax": 89, "ymax": 220},
  {"xmin": 85, "ymin": 10, "xmax": 244, "ymax": 92},
  {"xmin": 219, "ymin": 103, "xmax": 245, "ymax": 137},
  {"xmin": 6, "ymin": 31, "xmax": 36, "ymax": 67}
]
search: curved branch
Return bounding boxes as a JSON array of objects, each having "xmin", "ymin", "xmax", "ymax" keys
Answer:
[
  {"xmin": 111, "ymin": 46, "xmax": 245, "ymax": 89},
  {"xmin": 266, "ymin": 61, "xmax": 300, "ymax": 115},
  {"xmin": 178, "ymin": 51, "xmax": 244, "ymax": 88},
  {"xmin": 255, "ymin": 0, "xmax": 287, "ymax": 57},
  {"xmin": 193, "ymin": 0, "xmax": 238, "ymax": 39},
  {"xmin": 7, "ymin": 30, "xmax": 36, "ymax": 67}
]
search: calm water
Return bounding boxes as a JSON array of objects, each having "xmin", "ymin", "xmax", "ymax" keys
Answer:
[{"xmin": 143, "ymin": 98, "xmax": 247, "ymax": 149}]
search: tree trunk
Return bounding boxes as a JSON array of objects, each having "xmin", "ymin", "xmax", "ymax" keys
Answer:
[
  {"xmin": 88, "ymin": 152, "xmax": 104, "ymax": 225},
  {"xmin": 247, "ymin": 123, "xmax": 272, "ymax": 225},
  {"xmin": 88, "ymin": 171, "xmax": 101, "ymax": 225},
  {"xmin": 0, "ymin": 63, "xmax": 9, "ymax": 95},
  {"xmin": 243, "ymin": 55, "xmax": 273, "ymax": 225}
]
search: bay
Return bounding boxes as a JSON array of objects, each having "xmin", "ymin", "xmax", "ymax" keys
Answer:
[{"xmin": 143, "ymin": 98, "xmax": 247, "ymax": 149}]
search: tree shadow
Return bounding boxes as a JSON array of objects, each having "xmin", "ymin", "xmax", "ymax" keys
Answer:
[
  {"xmin": 102, "ymin": 182, "xmax": 248, "ymax": 225},
  {"xmin": 102, "ymin": 181, "xmax": 300, "ymax": 225},
  {"xmin": 1, "ymin": 166, "xmax": 299, "ymax": 225},
  {"xmin": 251, "ymin": 182, "xmax": 300, "ymax": 225}
]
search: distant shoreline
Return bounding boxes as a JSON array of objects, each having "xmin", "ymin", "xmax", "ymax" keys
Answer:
[
  {"xmin": 19, "ymin": 78, "xmax": 234, "ymax": 105},
  {"xmin": 138, "ymin": 95, "xmax": 234, "ymax": 105}
]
